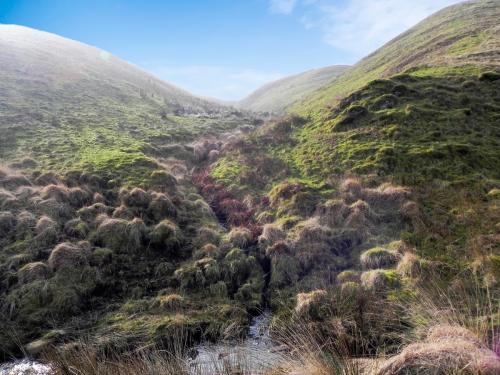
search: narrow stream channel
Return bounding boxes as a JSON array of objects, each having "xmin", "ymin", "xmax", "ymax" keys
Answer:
[
  {"xmin": 0, "ymin": 312, "xmax": 285, "ymax": 375},
  {"xmin": 187, "ymin": 310, "xmax": 285, "ymax": 374}
]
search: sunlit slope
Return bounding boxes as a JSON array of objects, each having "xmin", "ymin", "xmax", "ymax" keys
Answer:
[
  {"xmin": 296, "ymin": 0, "xmax": 500, "ymax": 115},
  {"xmin": 239, "ymin": 65, "xmax": 349, "ymax": 114},
  {"xmin": 0, "ymin": 25, "xmax": 218, "ymax": 115},
  {"xmin": 0, "ymin": 25, "xmax": 248, "ymax": 182}
]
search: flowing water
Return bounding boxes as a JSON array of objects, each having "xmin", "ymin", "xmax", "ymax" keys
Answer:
[
  {"xmin": 187, "ymin": 310, "xmax": 286, "ymax": 374},
  {"xmin": 0, "ymin": 360, "xmax": 52, "ymax": 375},
  {"xmin": 0, "ymin": 312, "xmax": 285, "ymax": 375}
]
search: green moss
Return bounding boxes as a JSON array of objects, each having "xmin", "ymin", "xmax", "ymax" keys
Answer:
[
  {"xmin": 211, "ymin": 157, "xmax": 251, "ymax": 186},
  {"xmin": 448, "ymin": 33, "xmax": 487, "ymax": 55}
]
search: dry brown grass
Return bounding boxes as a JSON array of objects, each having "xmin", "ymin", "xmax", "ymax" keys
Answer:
[
  {"xmin": 153, "ymin": 294, "xmax": 185, "ymax": 312},
  {"xmin": 112, "ymin": 204, "xmax": 134, "ymax": 220},
  {"xmin": 148, "ymin": 192, "xmax": 176, "ymax": 221},
  {"xmin": 360, "ymin": 247, "xmax": 400, "ymax": 270},
  {"xmin": 15, "ymin": 210, "xmax": 36, "ymax": 238},
  {"xmin": 316, "ymin": 199, "xmax": 350, "ymax": 227},
  {"xmin": 77, "ymin": 203, "xmax": 111, "ymax": 221},
  {"xmin": 48, "ymin": 242, "xmax": 90, "ymax": 270},
  {"xmin": 40, "ymin": 184, "xmax": 70, "ymax": 202},
  {"xmin": 200, "ymin": 243, "xmax": 218, "ymax": 256},
  {"xmin": 295, "ymin": 290, "xmax": 328, "ymax": 318},
  {"xmin": 123, "ymin": 187, "xmax": 151, "ymax": 208},
  {"xmin": 360, "ymin": 270, "xmax": 396, "ymax": 291},
  {"xmin": 228, "ymin": 226, "xmax": 253, "ymax": 248},
  {"xmin": 44, "ymin": 345, "xmax": 187, "ymax": 375},
  {"xmin": 17, "ymin": 261, "xmax": 51, "ymax": 284},
  {"xmin": 376, "ymin": 324, "xmax": 500, "ymax": 375},
  {"xmin": 259, "ymin": 223, "xmax": 286, "ymax": 251},
  {"xmin": 336, "ymin": 270, "xmax": 361, "ymax": 284},
  {"xmin": 0, "ymin": 166, "xmax": 31, "ymax": 189},
  {"xmin": 34, "ymin": 215, "xmax": 58, "ymax": 248}
]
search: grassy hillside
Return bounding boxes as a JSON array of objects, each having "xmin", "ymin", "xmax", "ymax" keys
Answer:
[
  {"xmin": 202, "ymin": 0, "xmax": 500, "ymax": 365},
  {"xmin": 239, "ymin": 65, "xmax": 349, "ymax": 114},
  {"xmin": 0, "ymin": 1, "xmax": 499, "ymax": 371},
  {"xmin": 296, "ymin": 0, "xmax": 500, "ymax": 115},
  {"xmin": 0, "ymin": 26, "xmax": 263, "ymax": 359},
  {"xmin": 0, "ymin": 25, "xmax": 254, "ymax": 185}
]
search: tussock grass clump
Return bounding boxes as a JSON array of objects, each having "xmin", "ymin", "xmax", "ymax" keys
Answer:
[
  {"xmin": 201, "ymin": 243, "xmax": 218, "ymax": 256},
  {"xmin": 289, "ymin": 218, "xmax": 336, "ymax": 264},
  {"xmin": 122, "ymin": 187, "xmax": 151, "ymax": 208},
  {"xmin": 34, "ymin": 197, "xmax": 73, "ymax": 221},
  {"xmin": 268, "ymin": 181, "xmax": 303, "ymax": 206},
  {"xmin": 266, "ymin": 240, "xmax": 289, "ymax": 257},
  {"xmin": 67, "ymin": 187, "xmax": 92, "ymax": 207},
  {"xmin": 193, "ymin": 139, "xmax": 219, "ymax": 161},
  {"xmin": 360, "ymin": 247, "xmax": 400, "ymax": 269},
  {"xmin": 95, "ymin": 217, "xmax": 129, "ymax": 251},
  {"xmin": 194, "ymin": 226, "xmax": 221, "ymax": 247},
  {"xmin": 93, "ymin": 192, "xmax": 106, "ymax": 204},
  {"xmin": 34, "ymin": 171, "xmax": 61, "ymax": 186},
  {"xmin": 208, "ymin": 149, "xmax": 220, "ymax": 162},
  {"xmin": 15, "ymin": 210, "xmax": 36, "ymax": 238},
  {"xmin": 127, "ymin": 217, "xmax": 146, "ymax": 250},
  {"xmin": 336, "ymin": 270, "xmax": 360, "ymax": 284},
  {"xmin": 43, "ymin": 344, "xmax": 187, "ymax": 375},
  {"xmin": 0, "ymin": 211, "xmax": 16, "ymax": 237},
  {"xmin": 361, "ymin": 269, "xmax": 398, "ymax": 291},
  {"xmin": 35, "ymin": 215, "xmax": 56, "ymax": 234},
  {"xmin": 0, "ymin": 166, "xmax": 31, "ymax": 189},
  {"xmin": 64, "ymin": 218, "xmax": 89, "ymax": 239},
  {"xmin": 148, "ymin": 192, "xmax": 176, "ymax": 221},
  {"xmin": 258, "ymin": 223, "xmax": 286, "ymax": 251},
  {"xmin": 316, "ymin": 199, "xmax": 350, "ymax": 227},
  {"xmin": 112, "ymin": 204, "xmax": 134, "ymax": 220},
  {"xmin": 362, "ymin": 183, "xmax": 410, "ymax": 207},
  {"xmin": 340, "ymin": 281, "xmax": 361, "ymax": 295},
  {"xmin": 149, "ymin": 219, "xmax": 181, "ymax": 252},
  {"xmin": 48, "ymin": 242, "xmax": 89, "ymax": 270},
  {"xmin": 77, "ymin": 203, "xmax": 111, "ymax": 221},
  {"xmin": 152, "ymin": 294, "xmax": 185, "ymax": 312},
  {"xmin": 17, "ymin": 262, "xmax": 51, "ymax": 284},
  {"xmin": 9, "ymin": 157, "xmax": 38, "ymax": 169},
  {"xmin": 150, "ymin": 170, "xmax": 177, "ymax": 191},
  {"xmin": 33, "ymin": 215, "xmax": 58, "ymax": 247},
  {"xmin": 396, "ymin": 252, "xmax": 428, "ymax": 279},
  {"xmin": 0, "ymin": 188, "xmax": 16, "ymax": 208},
  {"xmin": 228, "ymin": 227, "xmax": 253, "ymax": 248},
  {"xmin": 344, "ymin": 199, "xmax": 373, "ymax": 229},
  {"xmin": 295, "ymin": 289, "xmax": 328, "ymax": 319},
  {"xmin": 340, "ymin": 177, "xmax": 363, "ymax": 197},
  {"xmin": 40, "ymin": 184, "xmax": 69, "ymax": 202},
  {"xmin": 376, "ymin": 324, "xmax": 500, "ymax": 375}
]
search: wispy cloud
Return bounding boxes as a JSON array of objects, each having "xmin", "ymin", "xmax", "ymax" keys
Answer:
[
  {"xmin": 142, "ymin": 64, "xmax": 283, "ymax": 101},
  {"xmin": 269, "ymin": 0, "xmax": 298, "ymax": 14},
  {"xmin": 272, "ymin": 0, "xmax": 463, "ymax": 60}
]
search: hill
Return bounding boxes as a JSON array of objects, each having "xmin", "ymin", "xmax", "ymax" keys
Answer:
[
  {"xmin": 0, "ymin": 26, "xmax": 260, "ymax": 358},
  {"xmin": 296, "ymin": 0, "xmax": 500, "ymax": 115},
  {"xmin": 0, "ymin": 25, "xmax": 254, "ymax": 185},
  {"xmin": 204, "ymin": 0, "xmax": 500, "ymax": 361},
  {"xmin": 239, "ymin": 65, "xmax": 349, "ymax": 114},
  {"xmin": 0, "ymin": 1, "xmax": 499, "ymax": 370}
]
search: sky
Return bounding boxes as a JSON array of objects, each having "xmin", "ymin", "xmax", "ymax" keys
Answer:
[{"xmin": 0, "ymin": 0, "xmax": 463, "ymax": 100}]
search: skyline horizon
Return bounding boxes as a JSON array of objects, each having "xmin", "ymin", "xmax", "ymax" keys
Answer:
[{"xmin": 0, "ymin": 0, "xmax": 463, "ymax": 100}]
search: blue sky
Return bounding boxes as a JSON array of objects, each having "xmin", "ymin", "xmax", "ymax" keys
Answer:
[{"xmin": 0, "ymin": 0, "xmax": 462, "ymax": 100}]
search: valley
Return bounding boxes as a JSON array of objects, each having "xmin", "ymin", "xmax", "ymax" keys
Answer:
[{"xmin": 0, "ymin": 1, "xmax": 499, "ymax": 374}]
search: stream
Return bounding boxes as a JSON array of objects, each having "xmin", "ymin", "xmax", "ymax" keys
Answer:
[
  {"xmin": 187, "ymin": 310, "xmax": 286, "ymax": 374},
  {"xmin": 0, "ymin": 312, "xmax": 285, "ymax": 375}
]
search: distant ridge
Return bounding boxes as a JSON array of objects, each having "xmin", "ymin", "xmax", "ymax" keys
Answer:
[{"xmin": 239, "ymin": 65, "xmax": 349, "ymax": 114}]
